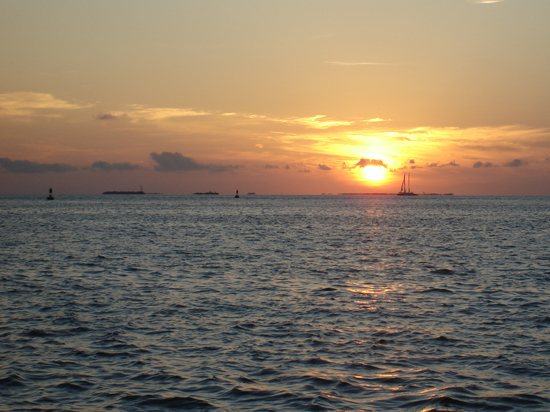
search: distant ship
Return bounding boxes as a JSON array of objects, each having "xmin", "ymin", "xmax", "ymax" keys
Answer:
[
  {"xmin": 193, "ymin": 191, "xmax": 219, "ymax": 195},
  {"xmin": 396, "ymin": 173, "xmax": 417, "ymax": 196},
  {"xmin": 247, "ymin": 192, "xmax": 256, "ymax": 195},
  {"xmin": 47, "ymin": 187, "xmax": 54, "ymax": 200},
  {"xmin": 103, "ymin": 185, "xmax": 145, "ymax": 195}
]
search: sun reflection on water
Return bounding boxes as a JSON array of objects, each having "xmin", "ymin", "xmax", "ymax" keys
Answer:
[{"xmin": 347, "ymin": 284, "xmax": 403, "ymax": 312}]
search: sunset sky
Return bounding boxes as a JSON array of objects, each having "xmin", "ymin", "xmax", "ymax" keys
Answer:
[{"xmin": 1, "ymin": 0, "xmax": 550, "ymax": 195}]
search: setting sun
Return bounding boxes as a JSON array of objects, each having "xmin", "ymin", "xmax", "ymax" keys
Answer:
[{"xmin": 362, "ymin": 165, "xmax": 387, "ymax": 183}]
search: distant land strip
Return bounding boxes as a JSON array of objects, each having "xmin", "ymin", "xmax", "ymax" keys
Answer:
[
  {"xmin": 339, "ymin": 193, "xmax": 396, "ymax": 195},
  {"xmin": 339, "ymin": 193, "xmax": 454, "ymax": 196}
]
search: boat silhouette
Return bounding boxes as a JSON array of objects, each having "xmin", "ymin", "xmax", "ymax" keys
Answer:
[{"xmin": 397, "ymin": 173, "xmax": 417, "ymax": 196}]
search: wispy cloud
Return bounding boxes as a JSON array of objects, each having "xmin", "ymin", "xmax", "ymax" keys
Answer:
[
  {"xmin": 318, "ymin": 164, "xmax": 332, "ymax": 171},
  {"xmin": 0, "ymin": 158, "xmax": 77, "ymax": 173},
  {"xmin": 127, "ymin": 105, "xmax": 210, "ymax": 121},
  {"xmin": 292, "ymin": 115, "xmax": 352, "ymax": 129},
  {"xmin": 0, "ymin": 92, "xmax": 89, "ymax": 117},
  {"xmin": 364, "ymin": 118, "xmax": 389, "ymax": 123},
  {"xmin": 223, "ymin": 112, "xmax": 353, "ymax": 129},
  {"xmin": 150, "ymin": 152, "xmax": 238, "ymax": 173}
]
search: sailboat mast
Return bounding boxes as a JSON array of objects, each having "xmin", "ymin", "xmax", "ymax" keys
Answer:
[{"xmin": 408, "ymin": 173, "xmax": 410, "ymax": 193}]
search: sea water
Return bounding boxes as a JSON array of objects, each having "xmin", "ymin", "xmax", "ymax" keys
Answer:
[{"xmin": 1, "ymin": 195, "xmax": 549, "ymax": 411}]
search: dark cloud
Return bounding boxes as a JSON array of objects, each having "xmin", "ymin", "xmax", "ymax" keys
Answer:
[
  {"xmin": 318, "ymin": 164, "xmax": 331, "ymax": 171},
  {"xmin": 503, "ymin": 159, "xmax": 528, "ymax": 168},
  {"xmin": 150, "ymin": 152, "xmax": 238, "ymax": 173},
  {"xmin": 354, "ymin": 158, "xmax": 388, "ymax": 169},
  {"xmin": 440, "ymin": 161, "xmax": 460, "ymax": 167},
  {"xmin": 95, "ymin": 113, "xmax": 120, "ymax": 120},
  {"xmin": 408, "ymin": 159, "xmax": 415, "ymax": 164},
  {"xmin": 284, "ymin": 164, "xmax": 290, "ymax": 170},
  {"xmin": 473, "ymin": 161, "xmax": 496, "ymax": 168},
  {"xmin": 91, "ymin": 161, "xmax": 141, "ymax": 171},
  {"xmin": 265, "ymin": 164, "xmax": 279, "ymax": 169},
  {"xmin": 341, "ymin": 162, "xmax": 352, "ymax": 170},
  {"xmin": 427, "ymin": 163, "xmax": 438, "ymax": 168},
  {"xmin": 0, "ymin": 158, "xmax": 77, "ymax": 174}
]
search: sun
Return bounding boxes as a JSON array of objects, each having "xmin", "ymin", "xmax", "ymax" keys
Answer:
[{"xmin": 362, "ymin": 165, "xmax": 387, "ymax": 183}]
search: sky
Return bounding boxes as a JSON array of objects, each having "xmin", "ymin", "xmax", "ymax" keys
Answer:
[{"xmin": 1, "ymin": 0, "xmax": 550, "ymax": 195}]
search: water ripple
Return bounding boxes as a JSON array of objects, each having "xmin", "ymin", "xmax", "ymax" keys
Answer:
[{"xmin": 1, "ymin": 195, "xmax": 550, "ymax": 411}]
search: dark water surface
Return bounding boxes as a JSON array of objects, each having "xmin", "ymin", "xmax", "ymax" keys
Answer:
[{"xmin": 1, "ymin": 195, "xmax": 550, "ymax": 411}]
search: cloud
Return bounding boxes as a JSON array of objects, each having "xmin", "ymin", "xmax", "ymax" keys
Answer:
[
  {"xmin": 379, "ymin": 132, "xmax": 413, "ymax": 141},
  {"xmin": 150, "ymin": 152, "xmax": 238, "ymax": 173},
  {"xmin": 440, "ymin": 161, "xmax": 460, "ymax": 167},
  {"xmin": 91, "ymin": 161, "xmax": 141, "ymax": 171},
  {"xmin": 353, "ymin": 158, "xmax": 388, "ymax": 169},
  {"xmin": 95, "ymin": 113, "xmax": 120, "ymax": 121},
  {"xmin": 427, "ymin": 163, "xmax": 439, "ymax": 168},
  {"xmin": 223, "ymin": 112, "xmax": 353, "ymax": 129},
  {"xmin": 265, "ymin": 164, "xmax": 279, "ymax": 169},
  {"xmin": 408, "ymin": 159, "xmax": 415, "ymax": 165},
  {"xmin": 318, "ymin": 164, "xmax": 332, "ymax": 171},
  {"xmin": 127, "ymin": 105, "xmax": 210, "ymax": 121},
  {"xmin": 293, "ymin": 115, "xmax": 353, "ymax": 129},
  {"xmin": 364, "ymin": 118, "xmax": 388, "ymax": 123},
  {"xmin": 284, "ymin": 164, "xmax": 290, "ymax": 170},
  {"xmin": 0, "ymin": 92, "xmax": 89, "ymax": 117},
  {"xmin": 503, "ymin": 159, "xmax": 528, "ymax": 168},
  {"xmin": 473, "ymin": 161, "xmax": 497, "ymax": 168},
  {"xmin": 0, "ymin": 158, "xmax": 77, "ymax": 173}
]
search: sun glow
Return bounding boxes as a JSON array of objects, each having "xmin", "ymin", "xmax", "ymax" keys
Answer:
[{"xmin": 362, "ymin": 165, "xmax": 387, "ymax": 182}]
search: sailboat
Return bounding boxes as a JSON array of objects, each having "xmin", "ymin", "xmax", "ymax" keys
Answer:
[
  {"xmin": 47, "ymin": 187, "xmax": 55, "ymax": 200},
  {"xmin": 396, "ymin": 173, "xmax": 417, "ymax": 196}
]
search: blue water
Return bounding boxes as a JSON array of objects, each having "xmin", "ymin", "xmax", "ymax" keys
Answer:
[{"xmin": 1, "ymin": 195, "xmax": 550, "ymax": 411}]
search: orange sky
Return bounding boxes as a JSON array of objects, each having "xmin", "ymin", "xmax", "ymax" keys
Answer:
[{"xmin": 1, "ymin": 0, "xmax": 550, "ymax": 195}]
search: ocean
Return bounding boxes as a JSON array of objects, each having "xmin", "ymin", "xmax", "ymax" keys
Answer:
[{"xmin": 1, "ymin": 195, "xmax": 549, "ymax": 411}]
